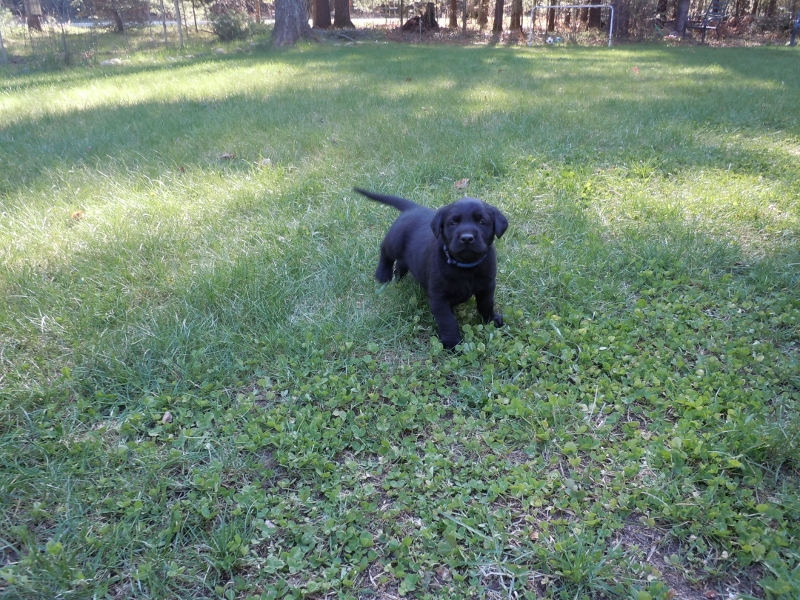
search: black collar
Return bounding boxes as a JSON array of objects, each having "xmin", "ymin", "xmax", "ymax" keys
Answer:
[{"xmin": 443, "ymin": 245, "xmax": 488, "ymax": 268}]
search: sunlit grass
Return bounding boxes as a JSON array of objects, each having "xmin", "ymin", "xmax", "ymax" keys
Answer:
[{"xmin": 1, "ymin": 38, "xmax": 799, "ymax": 599}]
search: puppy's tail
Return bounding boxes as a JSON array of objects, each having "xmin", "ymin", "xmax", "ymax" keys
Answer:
[{"xmin": 353, "ymin": 188, "xmax": 419, "ymax": 213}]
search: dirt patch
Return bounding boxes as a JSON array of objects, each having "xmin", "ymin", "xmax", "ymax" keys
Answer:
[{"xmin": 616, "ymin": 521, "xmax": 765, "ymax": 600}]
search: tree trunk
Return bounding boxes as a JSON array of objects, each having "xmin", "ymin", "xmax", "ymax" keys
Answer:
[
  {"xmin": 172, "ymin": 0, "xmax": 184, "ymax": 46},
  {"xmin": 160, "ymin": 0, "xmax": 168, "ymax": 45},
  {"xmin": 314, "ymin": 0, "xmax": 331, "ymax": 28},
  {"xmin": 333, "ymin": 0, "xmax": 354, "ymax": 27},
  {"xmin": 671, "ymin": 0, "xmax": 691, "ymax": 35},
  {"xmin": 478, "ymin": 0, "xmax": 488, "ymax": 27},
  {"xmin": 111, "ymin": 9, "xmax": 125, "ymax": 32},
  {"xmin": 587, "ymin": 4, "xmax": 601, "ymax": 28},
  {"xmin": 422, "ymin": 2, "xmax": 438, "ymax": 28},
  {"xmin": 27, "ymin": 15, "xmax": 43, "ymax": 30},
  {"xmin": 0, "ymin": 27, "xmax": 7, "ymax": 64},
  {"xmin": 273, "ymin": 0, "xmax": 312, "ymax": 45},
  {"xmin": 492, "ymin": 0, "xmax": 503, "ymax": 32},
  {"xmin": 547, "ymin": 6, "xmax": 555, "ymax": 30},
  {"xmin": 449, "ymin": 0, "xmax": 458, "ymax": 28},
  {"xmin": 612, "ymin": 0, "xmax": 628, "ymax": 36},
  {"xmin": 509, "ymin": 0, "xmax": 522, "ymax": 30},
  {"xmin": 192, "ymin": 0, "xmax": 199, "ymax": 30}
]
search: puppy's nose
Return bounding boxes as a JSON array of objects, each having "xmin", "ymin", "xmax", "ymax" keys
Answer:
[{"xmin": 460, "ymin": 233, "xmax": 474, "ymax": 244}]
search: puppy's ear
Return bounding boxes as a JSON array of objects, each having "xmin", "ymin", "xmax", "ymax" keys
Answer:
[
  {"xmin": 430, "ymin": 206, "xmax": 449, "ymax": 239},
  {"xmin": 489, "ymin": 206, "xmax": 509, "ymax": 239}
]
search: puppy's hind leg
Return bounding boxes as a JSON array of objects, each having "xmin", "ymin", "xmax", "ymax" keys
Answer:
[{"xmin": 375, "ymin": 250, "xmax": 395, "ymax": 283}]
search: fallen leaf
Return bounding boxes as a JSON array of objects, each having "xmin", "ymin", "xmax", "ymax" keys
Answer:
[
  {"xmin": 632, "ymin": 66, "xmax": 640, "ymax": 75},
  {"xmin": 70, "ymin": 210, "xmax": 84, "ymax": 220},
  {"xmin": 221, "ymin": 152, "xmax": 235, "ymax": 160},
  {"xmin": 704, "ymin": 591, "xmax": 716, "ymax": 599},
  {"xmin": 162, "ymin": 411, "xmax": 173, "ymax": 424},
  {"xmin": 435, "ymin": 566, "xmax": 451, "ymax": 581},
  {"xmin": 454, "ymin": 178, "xmax": 470, "ymax": 189}
]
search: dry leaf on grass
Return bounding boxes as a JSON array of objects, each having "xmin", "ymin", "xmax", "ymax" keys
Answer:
[{"xmin": 454, "ymin": 178, "xmax": 470, "ymax": 189}]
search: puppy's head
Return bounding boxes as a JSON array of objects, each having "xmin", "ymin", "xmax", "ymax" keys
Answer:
[{"xmin": 430, "ymin": 198, "xmax": 508, "ymax": 261}]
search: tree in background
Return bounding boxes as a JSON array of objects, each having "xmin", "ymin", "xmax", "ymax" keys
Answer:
[
  {"xmin": 671, "ymin": 0, "xmax": 691, "ymax": 34},
  {"xmin": 72, "ymin": 0, "xmax": 149, "ymax": 32},
  {"xmin": 477, "ymin": 0, "xmax": 489, "ymax": 28},
  {"xmin": 313, "ymin": 0, "xmax": 331, "ymax": 28},
  {"xmin": 332, "ymin": 0, "xmax": 354, "ymax": 27},
  {"xmin": 509, "ymin": 0, "xmax": 522, "ymax": 29},
  {"xmin": 492, "ymin": 0, "xmax": 502, "ymax": 31},
  {"xmin": 273, "ymin": 0, "xmax": 311, "ymax": 44},
  {"xmin": 447, "ymin": 0, "xmax": 456, "ymax": 27}
]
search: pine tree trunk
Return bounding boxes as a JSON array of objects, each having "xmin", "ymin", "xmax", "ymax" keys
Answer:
[
  {"xmin": 110, "ymin": 6, "xmax": 125, "ymax": 32},
  {"xmin": 492, "ymin": 0, "xmax": 503, "ymax": 32},
  {"xmin": 587, "ymin": 5, "xmax": 601, "ymax": 28},
  {"xmin": 449, "ymin": 0, "xmax": 458, "ymax": 28},
  {"xmin": 314, "ymin": 0, "xmax": 331, "ymax": 28},
  {"xmin": 172, "ymin": 0, "xmax": 184, "ymax": 46},
  {"xmin": 273, "ymin": 0, "xmax": 312, "ymax": 45},
  {"xmin": 671, "ymin": 0, "xmax": 691, "ymax": 35},
  {"xmin": 333, "ymin": 0, "xmax": 355, "ymax": 27},
  {"xmin": 478, "ymin": 0, "xmax": 488, "ymax": 27},
  {"xmin": 509, "ymin": 0, "xmax": 522, "ymax": 30}
]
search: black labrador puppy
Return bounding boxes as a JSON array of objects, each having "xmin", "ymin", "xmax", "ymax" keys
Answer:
[{"xmin": 355, "ymin": 188, "xmax": 508, "ymax": 349}]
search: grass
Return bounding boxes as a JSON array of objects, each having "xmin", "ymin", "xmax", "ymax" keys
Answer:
[{"xmin": 1, "ymin": 31, "xmax": 799, "ymax": 599}]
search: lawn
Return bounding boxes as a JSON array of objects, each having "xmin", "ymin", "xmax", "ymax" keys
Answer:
[{"xmin": 1, "ymin": 35, "xmax": 799, "ymax": 599}]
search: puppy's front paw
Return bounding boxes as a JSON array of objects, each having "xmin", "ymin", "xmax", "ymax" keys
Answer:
[
  {"xmin": 375, "ymin": 264, "xmax": 394, "ymax": 283},
  {"xmin": 491, "ymin": 313, "xmax": 504, "ymax": 328},
  {"xmin": 440, "ymin": 334, "xmax": 461, "ymax": 350}
]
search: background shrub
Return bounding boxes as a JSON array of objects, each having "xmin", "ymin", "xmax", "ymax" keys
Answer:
[{"xmin": 210, "ymin": 10, "xmax": 251, "ymax": 40}]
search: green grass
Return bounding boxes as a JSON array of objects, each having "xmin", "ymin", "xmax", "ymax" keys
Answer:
[{"xmin": 1, "ymin": 36, "xmax": 799, "ymax": 599}]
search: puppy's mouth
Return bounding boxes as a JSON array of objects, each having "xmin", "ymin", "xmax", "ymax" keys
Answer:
[
  {"xmin": 443, "ymin": 240, "xmax": 490, "ymax": 267},
  {"xmin": 446, "ymin": 239, "xmax": 488, "ymax": 260}
]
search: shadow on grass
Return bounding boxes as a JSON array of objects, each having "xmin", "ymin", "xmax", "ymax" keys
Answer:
[
  {"xmin": 1, "ymin": 43, "xmax": 798, "ymax": 399},
  {"xmin": 2, "ymin": 45, "xmax": 799, "ymax": 201}
]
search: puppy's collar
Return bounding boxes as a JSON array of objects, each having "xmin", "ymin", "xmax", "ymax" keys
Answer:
[{"xmin": 443, "ymin": 245, "xmax": 488, "ymax": 268}]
